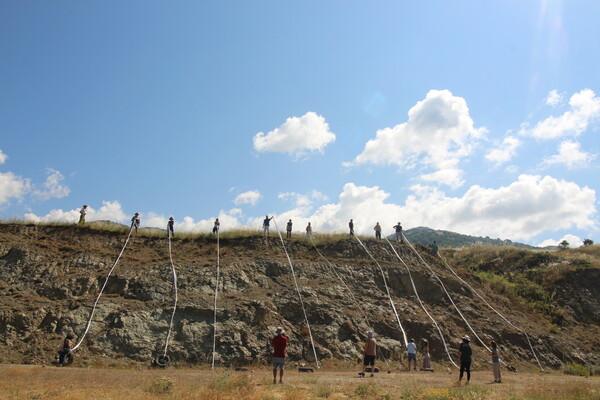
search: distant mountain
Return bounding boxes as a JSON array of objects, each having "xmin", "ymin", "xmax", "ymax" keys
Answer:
[{"xmin": 402, "ymin": 226, "xmax": 555, "ymax": 250}]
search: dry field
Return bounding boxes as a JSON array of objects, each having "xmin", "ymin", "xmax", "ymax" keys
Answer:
[{"xmin": 1, "ymin": 364, "xmax": 600, "ymax": 400}]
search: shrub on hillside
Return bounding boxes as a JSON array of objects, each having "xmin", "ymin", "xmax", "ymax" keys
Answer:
[{"xmin": 563, "ymin": 362, "xmax": 590, "ymax": 377}]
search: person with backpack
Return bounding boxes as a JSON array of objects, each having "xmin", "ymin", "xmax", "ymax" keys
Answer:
[
  {"xmin": 58, "ymin": 333, "xmax": 75, "ymax": 366},
  {"xmin": 457, "ymin": 335, "xmax": 472, "ymax": 385}
]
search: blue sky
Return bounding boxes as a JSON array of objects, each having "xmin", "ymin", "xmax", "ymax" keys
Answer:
[{"xmin": 1, "ymin": 1, "xmax": 599, "ymax": 246}]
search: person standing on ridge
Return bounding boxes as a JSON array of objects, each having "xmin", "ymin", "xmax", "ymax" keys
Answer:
[
  {"xmin": 213, "ymin": 218, "xmax": 220, "ymax": 234},
  {"xmin": 407, "ymin": 338, "xmax": 418, "ymax": 371},
  {"xmin": 167, "ymin": 217, "xmax": 174, "ymax": 238},
  {"xmin": 393, "ymin": 222, "xmax": 403, "ymax": 243},
  {"xmin": 286, "ymin": 219, "xmax": 293, "ymax": 239},
  {"xmin": 374, "ymin": 222, "xmax": 382, "ymax": 240},
  {"xmin": 349, "ymin": 219, "xmax": 354, "ymax": 235},
  {"xmin": 359, "ymin": 331, "xmax": 377, "ymax": 377},
  {"xmin": 306, "ymin": 222, "xmax": 312, "ymax": 239},
  {"xmin": 457, "ymin": 335, "xmax": 472, "ymax": 386},
  {"xmin": 271, "ymin": 327, "xmax": 288, "ymax": 384},
  {"xmin": 490, "ymin": 340, "xmax": 502, "ymax": 383},
  {"xmin": 78, "ymin": 205, "xmax": 88, "ymax": 225},
  {"xmin": 263, "ymin": 215, "xmax": 274, "ymax": 237},
  {"xmin": 431, "ymin": 241, "xmax": 439, "ymax": 254},
  {"xmin": 58, "ymin": 333, "xmax": 75, "ymax": 366},
  {"xmin": 131, "ymin": 213, "xmax": 140, "ymax": 234}
]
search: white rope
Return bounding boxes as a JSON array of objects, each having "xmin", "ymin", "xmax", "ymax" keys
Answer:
[
  {"xmin": 272, "ymin": 217, "xmax": 320, "ymax": 368},
  {"xmin": 162, "ymin": 228, "xmax": 178, "ymax": 358},
  {"xmin": 309, "ymin": 237, "xmax": 372, "ymax": 330},
  {"xmin": 436, "ymin": 251, "xmax": 544, "ymax": 371},
  {"xmin": 72, "ymin": 224, "xmax": 134, "ymax": 351},
  {"xmin": 401, "ymin": 235, "xmax": 498, "ymax": 362},
  {"xmin": 384, "ymin": 237, "xmax": 458, "ymax": 368},
  {"xmin": 211, "ymin": 229, "xmax": 220, "ymax": 370},
  {"xmin": 353, "ymin": 235, "xmax": 408, "ymax": 347}
]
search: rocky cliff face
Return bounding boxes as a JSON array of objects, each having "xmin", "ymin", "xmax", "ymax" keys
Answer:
[{"xmin": 0, "ymin": 223, "xmax": 599, "ymax": 370}]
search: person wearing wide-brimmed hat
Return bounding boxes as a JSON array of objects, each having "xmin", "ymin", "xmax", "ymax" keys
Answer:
[
  {"xmin": 271, "ymin": 327, "xmax": 288, "ymax": 384},
  {"xmin": 457, "ymin": 335, "xmax": 472, "ymax": 385}
]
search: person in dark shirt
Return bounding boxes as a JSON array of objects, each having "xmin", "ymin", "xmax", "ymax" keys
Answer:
[
  {"xmin": 271, "ymin": 327, "xmax": 288, "ymax": 384},
  {"xmin": 349, "ymin": 219, "xmax": 354, "ymax": 235},
  {"xmin": 167, "ymin": 217, "xmax": 174, "ymax": 238},
  {"xmin": 263, "ymin": 215, "xmax": 274, "ymax": 237},
  {"xmin": 393, "ymin": 222, "xmax": 403, "ymax": 243},
  {"xmin": 213, "ymin": 218, "xmax": 220, "ymax": 234},
  {"xmin": 286, "ymin": 219, "xmax": 293, "ymax": 239},
  {"xmin": 58, "ymin": 333, "xmax": 75, "ymax": 366},
  {"xmin": 457, "ymin": 335, "xmax": 473, "ymax": 385},
  {"xmin": 131, "ymin": 213, "xmax": 140, "ymax": 234}
]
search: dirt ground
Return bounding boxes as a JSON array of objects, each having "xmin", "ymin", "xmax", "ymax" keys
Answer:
[{"xmin": 1, "ymin": 364, "xmax": 599, "ymax": 400}]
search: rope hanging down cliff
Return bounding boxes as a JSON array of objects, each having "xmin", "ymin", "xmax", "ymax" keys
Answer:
[
  {"xmin": 436, "ymin": 251, "xmax": 544, "ymax": 371},
  {"xmin": 272, "ymin": 217, "xmax": 320, "ymax": 368},
  {"xmin": 72, "ymin": 223, "xmax": 134, "ymax": 351},
  {"xmin": 384, "ymin": 237, "xmax": 458, "ymax": 368},
  {"xmin": 211, "ymin": 229, "xmax": 221, "ymax": 370},
  {"xmin": 157, "ymin": 227, "xmax": 179, "ymax": 366},
  {"xmin": 353, "ymin": 234, "xmax": 408, "ymax": 347}
]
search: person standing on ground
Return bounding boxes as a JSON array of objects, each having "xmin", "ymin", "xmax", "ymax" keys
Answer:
[
  {"xmin": 349, "ymin": 219, "xmax": 354, "ymax": 235},
  {"xmin": 359, "ymin": 331, "xmax": 377, "ymax": 377},
  {"xmin": 457, "ymin": 335, "xmax": 472, "ymax": 385},
  {"xmin": 306, "ymin": 222, "xmax": 312, "ymax": 239},
  {"xmin": 78, "ymin": 205, "xmax": 88, "ymax": 225},
  {"xmin": 407, "ymin": 338, "xmax": 418, "ymax": 371},
  {"xmin": 271, "ymin": 327, "xmax": 288, "ymax": 384},
  {"xmin": 421, "ymin": 339, "xmax": 432, "ymax": 370},
  {"xmin": 58, "ymin": 333, "xmax": 75, "ymax": 366},
  {"xmin": 431, "ymin": 241, "xmax": 439, "ymax": 254},
  {"xmin": 131, "ymin": 213, "xmax": 140, "ymax": 234},
  {"xmin": 374, "ymin": 222, "xmax": 382, "ymax": 240},
  {"xmin": 490, "ymin": 340, "xmax": 502, "ymax": 383},
  {"xmin": 167, "ymin": 217, "xmax": 174, "ymax": 238},
  {"xmin": 263, "ymin": 215, "xmax": 274, "ymax": 237},
  {"xmin": 213, "ymin": 218, "xmax": 220, "ymax": 234},
  {"xmin": 393, "ymin": 222, "xmax": 403, "ymax": 243},
  {"xmin": 286, "ymin": 219, "xmax": 293, "ymax": 239}
]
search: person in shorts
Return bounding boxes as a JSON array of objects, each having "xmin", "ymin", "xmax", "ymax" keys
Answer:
[
  {"xmin": 263, "ymin": 215, "xmax": 274, "ymax": 237},
  {"xmin": 167, "ymin": 217, "xmax": 174, "ymax": 237},
  {"xmin": 359, "ymin": 331, "xmax": 377, "ymax": 377},
  {"xmin": 213, "ymin": 218, "xmax": 220, "ymax": 234},
  {"xmin": 78, "ymin": 205, "xmax": 88, "ymax": 225},
  {"xmin": 271, "ymin": 327, "xmax": 288, "ymax": 384},
  {"xmin": 407, "ymin": 338, "xmax": 417, "ymax": 370}
]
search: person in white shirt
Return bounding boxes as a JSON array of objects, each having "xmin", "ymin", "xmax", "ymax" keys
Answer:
[
  {"xmin": 406, "ymin": 338, "xmax": 418, "ymax": 371},
  {"xmin": 78, "ymin": 205, "xmax": 88, "ymax": 225}
]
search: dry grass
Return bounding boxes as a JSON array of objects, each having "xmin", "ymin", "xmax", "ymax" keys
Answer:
[{"xmin": 1, "ymin": 365, "xmax": 600, "ymax": 400}]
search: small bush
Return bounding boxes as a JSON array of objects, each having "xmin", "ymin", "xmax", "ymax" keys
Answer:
[
  {"xmin": 563, "ymin": 362, "xmax": 590, "ymax": 377},
  {"xmin": 354, "ymin": 383, "xmax": 378, "ymax": 397},
  {"xmin": 148, "ymin": 376, "xmax": 174, "ymax": 394}
]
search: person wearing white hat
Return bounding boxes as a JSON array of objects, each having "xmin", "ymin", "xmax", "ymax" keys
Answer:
[
  {"xmin": 457, "ymin": 335, "xmax": 472, "ymax": 385},
  {"xmin": 271, "ymin": 327, "xmax": 288, "ymax": 384}
]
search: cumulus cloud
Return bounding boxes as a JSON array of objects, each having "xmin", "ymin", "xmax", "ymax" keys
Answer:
[
  {"xmin": 33, "ymin": 168, "xmax": 70, "ymax": 200},
  {"xmin": 24, "ymin": 201, "xmax": 128, "ymax": 223},
  {"xmin": 0, "ymin": 172, "xmax": 30, "ymax": 206},
  {"xmin": 253, "ymin": 112, "xmax": 336, "ymax": 158},
  {"xmin": 522, "ymin": 89, "xmax": 600, "ymax": 139},
  {"xmin": 345, "ymin": 90, "xmax": 485, "ymax": 187},
  {"xmin": 0, "ymin": 149, "xmax": 7, "ymax": 165},
  {"xmin": 541, "ymin": 141, "xmax": 597, "ymax": 169},
  {"xmin": 233, "ymin": 190, "xmax": 261, "ymax": 206},
  {"xmin": 420, "ymin": 168, "xmax": 464, "ymax": 189},
  {"xmin": 545, "ymin": 89, "xmax": 563, "ymax": 106},
  {"xmin": 537, "ymin": 234, "xmax": 583, "ymax": 248},
  {"xmin": 485, "ymin": 136, "xmax": 522, "ymax": 165},
  {"xmin": 143, "ymin": 209, "xmax": 245, "ymax": 232}
]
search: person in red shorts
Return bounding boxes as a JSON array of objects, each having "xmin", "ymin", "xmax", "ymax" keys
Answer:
[{"xmin": 271, "ymin": 327, "xmax": 288, "ymax": 384}]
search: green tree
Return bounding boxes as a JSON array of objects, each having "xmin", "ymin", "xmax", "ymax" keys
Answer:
[
  {"xmin": 558, "ymin": 240, "xmax": 570, "ymax": 250},
  {"xmin": 583, "ymin": 238, "xmax": 594, "ymax": 246}
]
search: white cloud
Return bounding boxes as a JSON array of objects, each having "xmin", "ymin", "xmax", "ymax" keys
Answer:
[
  {"xmin": 420, "ymin": 168, "xmax": 464, "ymax": 189},
  {"xmin": 545, "ymin": 89, "xmax": 563, "ymax": 106},
  {"xmin": 345, "ymin": 90, "xmax": 485, "ymax": 188},
  {"xmin": 34, "ymin": 168, "xmax": 70, "ymax": 200},
  {"xmin": 24, "ymin": 201, "xmax": 128, "ymax": 224},
  {"xmin": 485, "ymin": 136, "xmax": 522, "ymax": 164},
  {"xmin": 537, "ymin": 234, "xmax": 583, "ymax": 248},
  {"xmin": 143, "ymin": 209, "xmax": 245, "ymax": 232},
  {"xmin": 253, "ymin": 112, "xmax": 336, "ymax": 158},
  {"xmin": 278, "ymin": 190, "xmax": 329, "ymax": 208},
  {"xmin": 522, "ymin": 89, "xmax": 600, "ymax": 139},
  {"xmin": 233, "ymin": 190, "xmax": 261, "ymax": 206},
  {"xmin": 0, "ymin": 149, "xmax": 7, "ymax": 165},
  {"xmin": 541, "ymin": 140, "xmax": 596, "ymax": 169},
  {"xmin": 0, "ymin": 172, "xmax": 30, "ymax": 206}
]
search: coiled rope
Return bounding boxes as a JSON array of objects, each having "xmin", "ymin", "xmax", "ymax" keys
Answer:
[
  {"xmin": 384, "ymin": 237, "xmax": 458, "ymax": 368},
  {"xmin": 309, "ymin": 237, "xmax": 372, "ymax": 329},
  {"xmin": 353, "ymin": 235, "xmax": 408, "ymax": 347},
  {"xmin": 272, "ymin": 218, "xmax": 320, "ymax": 368},
  {"xmin": 162, "ymin": 228, "xmax": 179, "ymax": 359},
  {"xmin": 436, "ymin": 251, "xmax": 544, "ymax": 371},
  {"xmin": 72, "ymin": 224, "xmax": 134, "ymax": 351},
  {"xmin": 211, "ymin": 229, "xmax": 221, "ymax": 370}
]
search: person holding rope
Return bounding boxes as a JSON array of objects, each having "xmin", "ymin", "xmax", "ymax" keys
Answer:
[
  {"xmin": 131, "ymin": 213, "xmax": 140, "ymax": 234},
  {"xmin": 286, "ymin": 219, "xmax": 293, "ymax": 239},
  {"xmin": 421, "ymin": 339, "xmax": 432, "ymax": 370},
  {"xmin": 263, "ymin": 215, "xmax": 274, "ymax": 237},
  {"xmin": 271, "ymin": 327, "xmax": 288, "ymax": 384},
  {"xmin": 374, "ymin": 222, "xmax": 382, "ymax": 240},
  {"xmin": 58, "ymin": 333, "xmax": 75, "ymax": 366},
  {"xmin": 490, "ymin": 340, "xmax": 502, "ymax": 383},
  {"xmin": 167, "ymin": 217, "xmax": 174, "ymax": 238},
  {"xmin": 349, "ymin": 219, "xmax": 354, "ymax": 235},
  {"xmin": 457, "ymin": 335, "xmax": 472, "ymax": 386},
  {"xmin": 213, "ymin": 218, "xmax": 220, "ymax": 234},
  {"xmin": 78, "ymin": 205, "xmax": 88, "ymax": 225},
  {"xmin": 407, "ymin": 338, "xmax": 418, "ymax": 371},
  {"xmin": 393, "ymin": 222, "xmax": 403, "ymax": 243},
  {"xmin": 359, "ymin": 331, "xmax": 377, "ymax": 378},
  {"xmin": 306, "ymin": 222, "xmax": 312, "ymax": 239}
]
